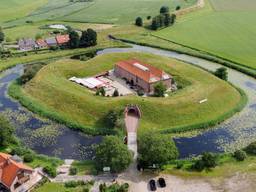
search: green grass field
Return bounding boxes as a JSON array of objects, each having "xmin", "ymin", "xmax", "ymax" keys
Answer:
[
  {"xmin": 1, "ymin": 0, "xmax": 197, "ymax": 27},
  {"xmin": 34, "ymin": 182, "xmax": 90, "ymax": 192},
  {"xmin": 154, "ymin": 0, "xmax": 256, "ymax": 70},
  {"xmin": 62, "ymin": 0, "xmax": 197, "ymax": 24},
  {"xmin": 15, "ymin": 52, "xmax": 242, "ymax": 135},
  {"xmin": 0, "ymin": 0, "xmax": 47, "ymax": 24}
]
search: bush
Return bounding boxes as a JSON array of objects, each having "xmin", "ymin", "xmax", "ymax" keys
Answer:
[
  {"xmin": 154, "ymin": 82, "xmax": 167, "ymax": 97},
  {"xmin": 245, "ymin": 141, "xmax": 256, "ymax": 155},
  {"xmin": 137, "ymin": 89, "xmax": 144, "ymax": 96},
  {"xmin": 192, "ymin": 152, "xmax": 217, "ymax": 171},
  {"xmin": 104, "ymin": 110, "xmax": 118, "ymax": 128},
  {"xmin": 23, "ymin": 153, "xmax": 34, "ymax": 163},
  {"xmin": 176, "ymin": 161, "xmax": 183, "ymax": 169},
  {"xmin": 69, "ymin": 167, "xmax": 77, "ymax": 175},
  {"xmin": 20, "ymin": 63, "xmax": 45, "ymax": 84},
  {"xmin": 234, "ymin": 150, "xmax": 247, "ymax": 161},
  {"xmin": 214, "ymin": 67, "xmax": 228, "ymax": 81},
  {"xmin": 43, "ymin": 166, "xmax": 57, "ymax": 178}
]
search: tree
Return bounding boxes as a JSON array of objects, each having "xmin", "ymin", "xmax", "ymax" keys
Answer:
[
  {"xmin": 192, "ymin": 152, "xmax": 217, "ymax": 171},
  {"xmin": 80, "ymin": 28, "xmax": 97, "ymax": 47},
  {"xmin": 164, "ymin": 13, "xmax": 171, "ymax": 27},
  {"xmin": 176, "ymin": 5, "xmax": 181, "ymax": 11},
  {"xmin": 135, "ymin": 17, "xmax": 143, "ymax": 27},
  {"xmin": 95, "ymin": 136, "xmax": 132, "ymax": 173},
  {"xmin": 147, "ymin": 16, "xmax": 151, "ymax": 20},
  {"xmin": 151, "ymin": 17, "xmax": 160, "ymax": 30},
  {"xmin": 154, "ymin": 82, "xmax": 167, "ymax": 97},
  {"xmin": 0, "ymin": 116, "xmax": 14, "ymax": 147},
  {"xmin": 214, "ymin": 67, "xmax": 228, "ymax": 81},
  {"xmin": 160, "ymin": 6, "xmax": 169, "ymax": 14},
  {"xmin": 69, "ymin": 30, "xmax": 80, "ymax": 48},
  {"xmin": 0, "ymin": 27, "xmax": 4, "ymax": 43},
  {"xmin": 138, "ymin": 132, "xmax": 178, "ymax": 167}
]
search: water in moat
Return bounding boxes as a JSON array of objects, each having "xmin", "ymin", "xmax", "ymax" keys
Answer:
[{"xmin": 1, "ymin": 44, "xmax": 256, "ymax": 159}]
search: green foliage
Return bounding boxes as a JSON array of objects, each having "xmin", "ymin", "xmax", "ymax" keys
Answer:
[
  {"xmin": 192, "ymin": 152, "xmax": 217, "ymax": 171},
  {"xmin": 20, "ymin": 63, "xmax": 45, "ymax": 84},
  {"xmin": 0, "ymin": 115, "xmax": 14, "ymax": 147},
  {"xmin": 160, "ymin": 6, "xmax": 169, "ymax": 14},
  {"xmin": 80, "ymin": 28, "xmax": 97, "ymax": 47},
  {"xmin": 99, "ymin": 183, "xmax": 129, "ymax": 192},
  {"xmin": 43, "ymin": 166, "xmax": 57, "ymax": 178},
  {"xmin": 233, "ymin": 150, "xmax": 247, "ymax": 161},
  {"xmin": 214, "ymin": 67, "xmax": 228, "ymax": 81},
  {"xmin": 135, "ymin": 17, "xmax": 143, "ymax": 27},
  {"xmin": 138, "ymin": 132, "xmax": 179, "ymax": 167},
  {"xmin": 245, "ymin": 141, "xmax": 256, "ymax": 155},
  {"xmin": 95, "ymin": 136, "xmax": 132, "ymax": 173},
  {"xmin": 23, "ymin": 153, "xmax": 35, "ymax": 163},
  {"xmin": 69, "ymin": 167, "xmax": 77, "ymax": 175},
  {"xmin": 69, "ymin": 30, "xmax": 80, "ymax": 48},
  {"xmin": 0, "ymin": 27, "xmax": 4, "ymax": 43},
  {"xmin": 104, "ymin": 110, "xmax": 118, "ymax": 128},
  {"xmin": 154, "ymin": 82, "xmax": 167, "ymax": 97}
]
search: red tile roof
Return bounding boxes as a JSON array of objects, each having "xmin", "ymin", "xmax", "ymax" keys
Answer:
[
  {"xmin": 56, "ymin": 35, "xmax": 70, "ymax": 45},
  {"xmin": 0, "ymin": 153, "xmax": 33, "ymax": 188},
  {"xmin": 36, "ymin": 39, "xmax": 48, "ymax": 47},
  {"xmin": 116, "ymin": 59, "xmax": 170, "ymax": 83}
]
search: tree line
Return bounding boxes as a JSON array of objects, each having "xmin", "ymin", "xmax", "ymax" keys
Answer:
[{"xmin": 135, "ymin": 6, "xmax": 177, "ymax": 30}]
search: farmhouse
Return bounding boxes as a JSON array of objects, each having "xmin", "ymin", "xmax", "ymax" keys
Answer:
[
  {"xmin": 114, "ymin": 59, "xmax": 172, "ymax": 93},
  {"xmin": 0, "ymin": 153, "xmax": 42, "ymax": 192},
  {"xmin": 18, "ymin": 38, "xmax": 37, "ymax": 51},
  {"xmin": 56, "ymin": 34, "xmax": 70, "ymax": 46},
  {"xmin": 36, "ymin": 39, "xmax": 48, "ymax": 49}
]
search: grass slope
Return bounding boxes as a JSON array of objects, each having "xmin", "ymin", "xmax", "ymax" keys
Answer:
[
  {"xmin": 154, "ymin": 0, "xmax": 256, "ymax": 70},
  {"xmin": 14, "ymin": 52, "xmax": 242, "ymax": 135}
]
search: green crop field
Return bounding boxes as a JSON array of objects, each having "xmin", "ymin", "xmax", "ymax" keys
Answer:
[
  {"xmin": 0, "ymin": 0, "xmax": 47, "ymax": 24},
  {"xmin": 14, "ymin": 52, "xmax": 242, "ymax": 135},
  {"xmin": 154, "ymin": 0, "xmax": 256, "ymax": 70},
  {"xmin": 62, "ymin": 0, "xmax": 197, "ymax": 24}
]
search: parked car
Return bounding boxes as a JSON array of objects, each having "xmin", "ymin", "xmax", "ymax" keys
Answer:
[
  {"xmin": 149, "ymin": 179, "xmax": 157, "ymax": 191},
  {"xmin": 158, "ymin": 177, "xmax": 166, "ymax": 188}
]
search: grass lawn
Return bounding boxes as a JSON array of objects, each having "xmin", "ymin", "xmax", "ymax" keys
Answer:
[
  {"xmin": 163, "ymin": 154, "xmax": 256, "ymax": 179},
  {"xmin": 154, "ymin": 0, "xmax": 256, "ymax": 70},
  {"xmin": 62, "ymin": 0, "xmax": 197, "ymax": 24},
  {"xmin": 34, "ymin": 182, "xmax": 90, "ymax": 192},
  {"xmin": 71, "ymin": 160, "xmax": 97, "ymax": 175},
  {"xmin": 13, "ymin": 52, "xmax": 242, "ymax": 135}
]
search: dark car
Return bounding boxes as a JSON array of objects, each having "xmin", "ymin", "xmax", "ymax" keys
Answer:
[
  {"xmin": 158, "ymin": 177, "xmax": 166, "ymax": 188},
  {"xmin": 149, "ymin": 179, "xmax": 157, "ymax": 191}
]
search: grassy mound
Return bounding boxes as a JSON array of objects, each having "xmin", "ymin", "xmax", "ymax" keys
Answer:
[
  {"xmin": 154, "ymin": 0, "xmax": 256, "ymax": 70},
  {"xmin": 10, "ymin": 52, "xmax": 243, "ymax": 135}
]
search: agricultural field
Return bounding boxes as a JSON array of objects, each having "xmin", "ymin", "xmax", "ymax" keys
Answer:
[
  {"xmin": 154, "ymin": 0, "xmax": 256, "ymax": 70},
  {"xmin": 17, "ymin": 52, "xmax": 242, "ymax": 135},
  {"xmin": 62, "ymin": 0, "xmax": 197, "ymax": 24},
  {"xmin": 0, "ymin": 0, "xmax": 47, "ymax": 24}
]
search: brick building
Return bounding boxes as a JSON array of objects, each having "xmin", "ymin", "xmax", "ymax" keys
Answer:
[{"xmin": 114, "ymin": 59, "xmax": 172, "ymax": 93}]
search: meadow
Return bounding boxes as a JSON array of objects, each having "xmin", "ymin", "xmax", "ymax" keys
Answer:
[
  {"xmin": 62, "ymin": 0, "xmax": 197, "ymax": 24},
  {"xmin": 13, "ymin": 52, "xmax": 242, "ymax": 135},
  {"xmin": 154, "ymin": 0, "xmax": 256, "ymax": 70}
]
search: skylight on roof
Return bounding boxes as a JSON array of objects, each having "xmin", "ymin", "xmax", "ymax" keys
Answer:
[{"xmin": 133, "ymin": 63, "xmax": 149, "ymax": 71}]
